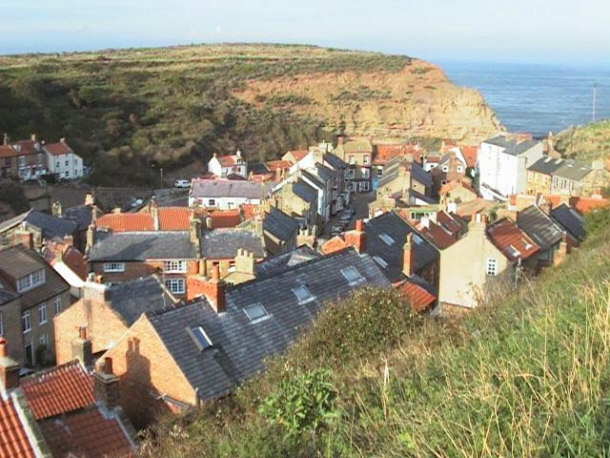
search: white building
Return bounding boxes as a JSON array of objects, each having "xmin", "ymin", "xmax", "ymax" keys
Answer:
[
  {"xmin": 478, "ymin": 135, "xmax": 543, "ymax": 201},
  {"xmin": 207, "ymin": 150, "xmax": 248, "ymax": 179},
  {"xmin": 189, "ymin": 179, "xmax": 274, "ymax": 209},
  {"xmin": 44, "ymin": 139, "xmax": 84, "ymax": 180}
]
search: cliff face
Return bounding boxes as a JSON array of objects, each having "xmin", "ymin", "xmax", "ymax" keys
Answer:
[{"xmin": 235, "ymin": 59, "xmax": 503, "ymax": 144}]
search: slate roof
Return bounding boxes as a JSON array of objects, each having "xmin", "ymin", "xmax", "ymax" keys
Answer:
[
  {"xmin": 301, "ymin": 170, "xmax": 325, "ymax": 189},
  {"xmin": 516, "ymin": 206, "xmax": 565, "ymax": 250},
  {"xmin": 551, "ymin": 204, "xmax": 586, "ymax": 241},
  {"xmin": 105, "ymin": 276, "xmax": 176, "ymax": 326},
  {"xmin": 255, "ymin": 246, "xmax": 321, "ymax": 277},
  {"xmin": 292, "ymin": 180, "xmax": 318, "ymax": 203},
  {"xmin": 365, "ymin": 211, "xmax": 439, "ymax": 282},
  {"xmin": 483, "ymin": 135, "xmax": 540, "ymax": 156},
  {"xmin": 528, "ymin": 157, "xmax": 565, "ymax": 175},
  {"xmin": 0, "ymin": 245, "xmax": 69, "ymax": 310},
  {"xmin": 263, "ymin": 207, "xmax": 300, "ymax": 242},
  {"xmin": 21, "ymin": 361, "xmax": 95, "ymax": 420},
  {"xmin": 0, "ymin": 398, "xmax": 36, "ymax": 458},
  {"xmin": 315, "ymin": 164, "xmax": 335, "ymax": 182},
  {"xmin": 553, "ymin": 159, "xmax": 592, "ymax": 181},
  {"xmin": 323, "ymin": 153, "xmax": 347, "ymax": 170},
  {"xmin": 201, "ymin": 229, "xmax": 265, "ymax": 259},
  {"xmin": 411, "ymin": 162, "xmax": 432, "ymax": 188},
  {"xmin": 88, "ymin": 231, "xmax": 196, "ymax": 262},
  {"xmin": 190, "ymin": 179, "xmax": 273, "ymax": 200},
  {"xmin": 247, "ymin": 162, "xmax": 270, "ymax": 175},
  {"xmin": 0, "ymin": 210, "xmax": 77, "ymax": 241},
  {"xmin": 63, "ymin": 204, "xmax": 95, "ymax": 232},
  {"xmin": 146, "ymin": 248, "xmax": 389, "ymax": 401}
]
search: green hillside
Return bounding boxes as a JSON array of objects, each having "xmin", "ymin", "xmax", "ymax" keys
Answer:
[
  {"xmin": 141, "ymin": 209, "xmax": 610, "ymax": 457},
  {"xmin": 555, "ymin": 119, "xmax": 610, "ymax": 162}
]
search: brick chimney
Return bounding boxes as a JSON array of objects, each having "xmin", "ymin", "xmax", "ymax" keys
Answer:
[
  {"xmin": 84, "ymin": 191, "xmax": 95, "ymax": 206},
  {"xmin": 94, "ymin": 357, "xmax": 120, "ymax": 411},
  {"xmin": 15, "ymin": 231, "xmax": 34, "ymax": 251},
  {"xmin": 51, "ymin": 200, "xmax": 62, "ymax": 217},
  {"xmin": 402, "ymin": 232, "xmax": 415, "ymax": 277},
  {"xmin": 150, "ymin": 198, "xmax": 160, "ymax": 231},
  {"xmin": 344, "ymin": 219, "xmax": 366, "ymax": 253},
  {"xmin": 72, "ymin": 327, "xmax": 93, "ymax": 366},
  {"xmin": 186, "ymin": 265, "xmax": 226, "ymax": 313},
  {"xmin": 235, "ymin": 249, "xmax": 255, "ymax": 276},
  {"xmin": 0, "ymin": 339, "xmax": 20, "ymax": 392},
  {"xmin": 86, "ymin": 223, "xmax": 95, "ymax": 254}
]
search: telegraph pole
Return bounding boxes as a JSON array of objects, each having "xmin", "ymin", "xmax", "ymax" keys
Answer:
[{"xmin": 592, "ymin": 83, "xmax": 598, "ymax": 123}]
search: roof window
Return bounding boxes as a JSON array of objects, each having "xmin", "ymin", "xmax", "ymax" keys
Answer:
[
  {"xmin": 341, "ymin": 266, "xmax": 365, "ymax": 286},
  {"xmin": 373, "ymin": 256, "xmax": 388, "ymax": 268},
  {"xmin": 187, "ymin": 326, "xmax": 213, "ymax": 351},
  {"xmin": 292, "ymin": 285, "xmax": 315, "ymax": 304},
  {"xmin": 244, "ymin": 302, "xmax": 270, "ymax": 323},
  {"xmin": 379, "ymin": 233, "xmax": 395, "ymax": 246}
]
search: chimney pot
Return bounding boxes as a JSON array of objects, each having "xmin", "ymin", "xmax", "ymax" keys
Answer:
[
  {"xmin": 72, "ymin": 327, "xmax": 93, "ymax": 366},
  {"xmin": 94, "ymin": 357, "xmax": 120, "ymax": 411},
  {"xmin": 355, "ymin": 219, "xmax": 364, "ymax": 232},
  {"xmin": 103, "ymin": 357, "xmax": 113, "ymax": 375},
  {"xmin": 212, "ymin": 264, "xmax": 220, "ymax": 282},
  {"xmin": 403, "ymin": 233, "xmax": 415, "ymax": 277},
  {"xmin": 0, "ymin": 339, "xmax": 7, "ymax": 358}
]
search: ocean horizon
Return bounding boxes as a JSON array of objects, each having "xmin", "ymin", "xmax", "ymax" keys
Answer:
[{"xmin": 433, "ymin": 59, "xmax": 610, "ymax": 138}]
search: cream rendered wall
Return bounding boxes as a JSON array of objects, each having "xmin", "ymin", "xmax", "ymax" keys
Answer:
[{"xmin": 438, "ymin": 220, "xmax": 510, "ymax": 308}]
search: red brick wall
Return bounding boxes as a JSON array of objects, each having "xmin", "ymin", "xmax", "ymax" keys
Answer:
[
  {"xmin": 54, "ymin": 299, "xmax": 128, "ymax": 365},
  {"xmin": 102, "ymin": 316, "xmax": 197, "ymax": 428}
]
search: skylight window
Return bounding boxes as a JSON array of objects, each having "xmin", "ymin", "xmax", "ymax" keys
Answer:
[
  {"xmin": 244, "ymin": 302, "xmax": 270, "ymax": 323},
  {"xmin": 379, "ymin": 233, "xmax": 395, "ymax": 246},
  {"xmin": 341, "ymin": 266, "xmax": 365, "ymax": 286},
  {"xmin": 412, "ymin": 234, "xmax": 423, "ymax": 245},
  {"xmin": 187, "ymin": 326, "xmax": 213, "ymax": 351},
  {"xmin": 373, "ymin": 256, "xmax": 388, "ymax": 268},
  {"xmin": 506, "ymin": 244, "xmax": 521, "ymax": 258},
  {"xmin": 292, "ymin": 285, "xmax": 315, "ymax": 304}
]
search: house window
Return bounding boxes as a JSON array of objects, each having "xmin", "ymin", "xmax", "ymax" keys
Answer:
[
  {"xmin": 457, "ymin": 166, "xmax": 464, "ymax": 173},
  {"xmin": 377, "ymin": 168, "xmax": 383, "ymax": 177},
  {"xmin": 442, "ymin": 166, "xmax": 449, "ymax": 172},
  {"xmin": 56, "ymin": 161, "xmax": 60, "ymax": 168},
  {"xmin": 17, "ymin": 269, "xmax": 46, "ymax": 293},
  {"xmin": 363, "ymin": 155, "xmax": 370, "ymax": 165},
  {"xmin": 65, "ymin": 160, "xmax": 69, "ymax": 166},
  {"xmin": 103, "ymin": 262, "xmax": 125, "ymax": 273},
  {"xmin": 54, "ymin": 297, "xmax": 62, "ymax": 315},
  {"xmin": 208, "ymin": 199, "xmax": 216, "ymax": 206},
  {"xmin": 39, "ymin": 333, "xmax": 47, "ymax": 346},
  {"xmin": 486, "ymin": 258, "xmax": 498, "ymax": 276},
  {"xmin": 244, "ymin": 302, "xmax": 270, "ymax": 323},
  {"xmin": 165, "ymin": 278, "xmax": 185, "ymax": 294},
  {"xmin": 22, "ymin": 311, "xmax": 31, "ymax": 334},
  {"xmin": 38, "ymin": 303, "xmax": 47, "ymax": 324},
  {"xmin": 292, "ymin": 285, "xmax": 315, "ymax": 304},
  {"xmin": 163, "ymin": 260, "xmax": 187, "ymax": 273},
  {"xmin": 341, "ymin": 266, "xmax": 365, "ymax": 286},
  {"xmin": 187, "ymin": 326, "xmax": 212, "ymax": 351}
]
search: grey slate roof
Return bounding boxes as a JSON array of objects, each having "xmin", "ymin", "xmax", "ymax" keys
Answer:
[
  {"xmin": 190, "ymin": 179, "xmax": 273, "ymax": 199},
  {"xmin": 365, "ymin": 211, "xmax": 439, "ymax": 282},
  {"xmin": 146, "ymin": 247, "xmax": 390, "ymax": 401},
  {"xmin": 410, "ymin": 162, "xmax": 432, "ymax": 188},
  {"xmin": 315, "ymin": 164, "xmax": 335, "ymax": 182},
  {"xmin": 105, "ymin": 276, "xmax": 176, "ymax": 325},
  {"xmin": 517, "ymin": 205, "xmax": 565, "ymax": 250},
  {"xmin": 0, "ymin": 210, "xmax": 77, "ymax": 241},
  {"xmin": 255, "ymin": 245, "xmax": 321, "ymax": 277},
  {"xmin": 88, "ymin": 231, "xmax": 196, "ymax": 262},
  {"xmin": 483, "ymin": 135, "xmax": 540, "ymax": 156},
  {"xmin": 553, "ymin": 159, "xmax": 592, "ymax": 181},
  {"xmin": 247, "ymin": 162, "xmax": 270, "ymax": 175},
  {"xmin": 323, "ymin": 153, "xmax": 346, "ymax": 170},
  {"xmin": 263, "ymin": 207, "xmax": 300, "ymax": 242},
  {"xmin": 292, "ymin": 180, "xmax": 318, "ymax": 203},
  {"xmin": 528, "ymin": 157, "xmax": 565, "ymax": 175},
  {"xmin": 301, "ymin": 170, "xmax": 325, "ymax": 189},
  {"xmin": 63, "ymin": 205, "xmax": 94, "ymax": 232},
  {"xmin": 201, "ymin": 229, "xmax": 265, "ymax": 259},
  {"xmin": 551, "ymin": 204, "xmax": 586, "ymax": 241}
]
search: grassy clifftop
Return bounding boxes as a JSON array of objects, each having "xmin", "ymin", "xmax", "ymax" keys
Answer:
[
  {"xmin": 142, "ymin": 209, "xmax": 610, "ymax": 457},
  {"xmin": 0, "ymin": 44, "xmax": 501, "ymax": 185},
  {"xmin": 555, "ymin": 119, "xmax": 610, "ymax": 162}
]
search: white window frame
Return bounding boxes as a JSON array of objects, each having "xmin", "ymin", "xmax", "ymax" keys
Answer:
[
  {"xmin": 165, "ymin": 278, "xmax": 185, "ymax": 294},
  {"xmin": 292, "ymin": 285, "xmax": 315, "ymax": 305},
  {"xmin": 103, "ymin": 262, "xmax": 125, "ymax": 273},
  {"xmin": 17, "ymin": 269, "xmax": 46, "ymax": 293},
  {"xmin": 38, "ymin": 303, "xmax": 47, "ymax": 325},
  {"xmin": 163, "ymin": 260, "xmax": 187, "ymax": 273},
  {"xmin": 54, "ymin": 297, "xmax": 62, "ymax": 315},
  {"xmin": 486, "ymin": 258, "xmax": 498, "ymax": 276},
  {"xmin": 341, "ymin": 266, "xmax": 365, "ymax": 286},
  {"xmin": 243, "ymin": 302, "xmax": 270, "ymax": 323},
  {"xmin": 22, "ymin": 310, "xmax": 31, "ymax": 334}
]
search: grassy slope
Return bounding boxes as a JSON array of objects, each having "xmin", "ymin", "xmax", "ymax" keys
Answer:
[
  {"xmin": 0, "ymin": 45, "xmax": 409, "ymax": 185},
  {"xmin": 144, "ymin": 210, "xmax": 610, "ymax": 457},
  {"xmin": 555, "ymin": 119, "xmax": 610, "ymax": 162}
]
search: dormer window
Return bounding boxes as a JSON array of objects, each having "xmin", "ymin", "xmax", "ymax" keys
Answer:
[
  {"xmin": 17, "ymin": 269, "xmax": 45, "ymax": 293},
  {"xmin": 292, "ymin": 285, "xmax": 315, "ymax": 304},
  {"xmin": 341, "ymin": 266, "xmax": 365, "ymax": 286},
  {"xmin": 163, "ymin": 260, "xmax": 186, "ymax": 273},
  {"xmin": 187, "ymin": 326, "xmax": 212, "ymax": 351}
]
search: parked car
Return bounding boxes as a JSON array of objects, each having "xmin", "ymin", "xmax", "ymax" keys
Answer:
[{"xmin": 174, "ymin": 179, "xmax": 190, "ymax": 188}]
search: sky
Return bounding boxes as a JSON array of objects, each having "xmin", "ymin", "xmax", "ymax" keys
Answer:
[{"xmin": 2, "ymin": 0, "xmax": 610, "ymax": 64}]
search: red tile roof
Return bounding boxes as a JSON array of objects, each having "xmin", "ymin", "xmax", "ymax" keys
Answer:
[
  {"xmin": 397, "ymin": 281, "xmax": 436, "ymax": 312},
  {"xmin": 439, "ymin": 180, "xmax": 476, "ymax": 196},
  {"xmin": 265, "ymin": 160, "xmax": 291, "ymax": 172},
  {"xmin": 0, "ymin": 145, "xmax": 15, "ymax": 159},
  {"xmin": 460, "ymin": 146, "xmax": 478, "ymax": 168},
  {"xmin": 44, "ymin": 242, "xmax": 88, "ymax": 281},
  {"xmin": 12, "ymin": 141, "xmax": 39, "ymax": 155},
  {"xmin": 320, "ymin": 236, "xmax": 348, "ymax": 255},
  {"xmin": 218, "ymin": 155, "xmax": 237, "ymax": 167},
  {"xmin": 208, "ymin": 209, "xmax": 242, "ymax": 228},
  {"xmin": 96, "ymin": 213, "xmax": 154, "ymax": 232},
  {"xmin": 543, "ymin": 195, "xmax": 610, "ymax": 215},
  {"xmin": 287, "ymin": 150, "xmax": 309, "ymax": 162},
  {"xmin": 0, "ymin": 399, "xmax": 36, "ymax": 458},
  {"xmin": 240, "ymin": 204, "xmax": 259, "ymax": 221},
  {"xmin": 487, "ymin": 218, "xmax": 540, "ymax": 262},
  {"xmin": 21, "ymin": 361, "xmax": 95, "ymax": 420},
  {"xmin": 158, "ymin": 207, "xmax": 191, "ymax": 231},
  {"xmin": 40, "ymin": 408, "xmax": 133, "ymax": 458},
  {"xmin": 436, "ymin": 211, "xmax": 465, "ymax": 237},
  {"xmin": 43, "ymin": 142, "xmax": 73, "ymax": 156},
  {"xmin": 374, "ymin": 144, "xmax": 424, "ymax": 165},
  {"xmin": 418, "ymin": 220, "xmax": 458, "ymax": 250}
]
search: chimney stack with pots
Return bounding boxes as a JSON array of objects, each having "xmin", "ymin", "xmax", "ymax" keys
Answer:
[
  {"xmin": 0, "ymin": 339, "xmax": 20, "ymax": 392},
  {"xmin": 94, "ymin": 357, "xmax": 120, "ymax": 411},
  {"xmin": 402, "ymin": 233, "xmax": 416, "ymax": 277},
  {"xmin": 344, "ymin": 219, "xmax": 366, "ymax": 254},
  {"xmin": 72, "ymin": 327, "xmax": 93, "ymax": 367}
]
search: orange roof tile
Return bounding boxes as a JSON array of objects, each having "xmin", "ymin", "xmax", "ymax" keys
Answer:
[
  {"xmin": 460, "ymin": 146, "xmax": 478, "ymax": 168},
  {"xmin": 542, "ymin": 195, "xmax": 610, "ymax": 215},
  {"xmin": 209, "ymin": 210, "xmax": 242, "ymax": 228},
  {"xmin": 265, "ymin": 160, "xmax": 291, "ymax": 172},
  {"xmin": 40, "ymin": 408, "xmax": 133, "ymax": 458},
  {"xmin": 158, "ymin": 207, "xmax": 191, "ymax": 231},
  {"xmin": 96, "ymin": 213, "xmax": 154, "ymax": 232},
  {"xmin": 218, "ymin": 155, "xmax": 237, "ymax": 167},
  {"xmin": 397, "ymin": 281, "xmax": 436, "ymax": 312},
  {"xmin": 43, "ymin": 142, "xmax": 72, "ymax": 156},
  {"xmin": 439, "ymin": 179, "xmax": 477, "ymax": 196},
  {"xmin": 374, "ymin": 144, "xmax": 424, "ymax": 165},
  {"xmin": 21, "ymin": 361, "xmax": 95, "ymax": 420},
  {"xmin": 418, "ymin": 221, "xmax": 457, "ymax": 250},
  {"xmin": 240, "ymin": 204, "xmax": 259, "ymax": 221},
  {"xmin": 0, "ymin": 145, "xmax": 16, "ymax": 159},
  {"xmin": 320, "ymin": 236, "xmax": 348, "ymax": 255},
  {"xmin": 487, "ymin": 218, "xmax": 540, "ymax": 262},
  {"xmin": 288, "ymin": 150, "xmax": 309, "ymax": 161},
  {"xmin": 0, "ymin": 399, "xmax": 36, "ymax": 458},
  {"xmin": 12, "ymin": 141, "xmax": 39, "ymax": 155}
]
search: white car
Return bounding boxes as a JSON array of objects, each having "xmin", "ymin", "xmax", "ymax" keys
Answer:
[{"xmin": 174, "ymin": 179, "xmax": 190, "ymax": 188}]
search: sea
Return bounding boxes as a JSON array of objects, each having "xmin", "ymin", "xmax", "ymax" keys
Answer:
[{"xmin": 433, "ymin": 60, "xmax": 610, "ymax": 138}]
